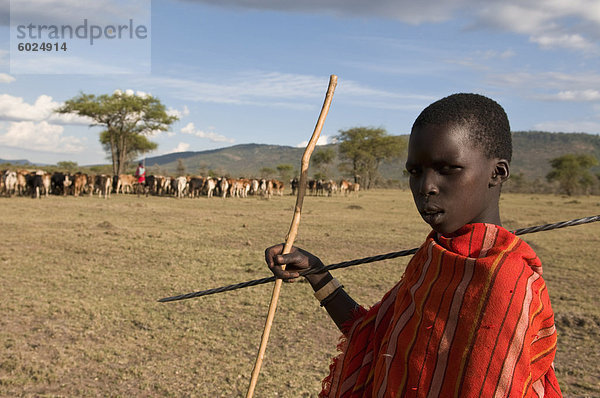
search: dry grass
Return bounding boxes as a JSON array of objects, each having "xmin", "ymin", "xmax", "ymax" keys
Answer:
[{"xmin": 0, "ymin": 190, "xmax": 598, "ymax": 397}]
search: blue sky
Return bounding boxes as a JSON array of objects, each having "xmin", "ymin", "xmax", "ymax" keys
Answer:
[{"xmin": 1, "ymin": 0, "xmax": 599, "ymax": 165}]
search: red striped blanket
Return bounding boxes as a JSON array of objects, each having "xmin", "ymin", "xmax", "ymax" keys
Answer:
[{"xmin": 320, "ymin": 223, "xmax": 562, "ymax": 398}]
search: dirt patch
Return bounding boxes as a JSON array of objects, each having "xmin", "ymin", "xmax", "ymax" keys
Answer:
[
  {"xmin": 96, "ymin": 221, "xmax": 115, "ymax": 229},
  {"xmin": 555, "ymin": 312, "xmax": 600, "ymax": 332}
]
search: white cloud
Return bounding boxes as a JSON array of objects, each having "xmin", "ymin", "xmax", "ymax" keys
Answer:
[
  {"xmin": 0, "ymin": 94, "xmax": 91, "ymax": 124},
  {"xmin": 114, "ymin": 89, "xmax": 151, "ymax": 98},
  {"xmin": 182, "ymin": 0, "xmax": 463, "ymax": 24},
  {"xmin": 5, "ymin": 0, "xmax": 149, "ymax": 26},
  {"xmin": 473, "ymin": 0, "xmax": 600, "ymax": 52},
  {"xmin": 553, "ymin": 90, "xmax": 600, "ymax": 101},
  {"xmin": 0, "ymin": 121, "xmax": 85, "ymax": 153},
  {"xmin": 134, "ymin": 71, "xmax": 431, "ymax": 111},
  {"xmin": 0, "ymin": 94, "xmax": 58, "ymax": 121},
  {"xmin": 180, "ymin": 122, "xmax": 234, "ymax": 143},
  {"xmin": 297, "ymin": 134, "xmax": 330, "ymax": 147},
  {"xmin": 487, "ymin": 71, "xmax": 600, "ymax": 102},
  {"xmin": 533, "ymin": 119, "xmax": 600, "ymax": 133},
  {"xmin": 11, "ymin": 53, "xmax": 147, "ymax": 75},
  {"xmin": 169, "ymin": 142, "xmax": 191, "ymax": 153},
  {"xmin": 167, "ymin": 105, "xmax": 190, "ymax": 119},
  {"xmin": 0, "ymin": 73, "xmax": 15, "ymax": 83},
  {"xmin": 531, "ymin": 33, "xmax": 592, "ymax": 51},
  {"xmin": 182, "ymin": 0, "xmax": 600, "ymax": 53}
]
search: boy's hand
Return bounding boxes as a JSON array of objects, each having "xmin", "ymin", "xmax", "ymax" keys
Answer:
[{"xmin": 265, "ymin": 244, "xmax": 325, "ymax": 282}]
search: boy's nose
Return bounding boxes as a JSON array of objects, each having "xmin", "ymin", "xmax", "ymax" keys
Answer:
[{"xmin": 419, "ymin": 170, "xmax": 439, "ymax": 196}]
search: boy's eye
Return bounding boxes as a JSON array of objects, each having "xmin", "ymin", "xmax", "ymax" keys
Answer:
[
  {"xmin": 439, "ymin": 165, "xmax": 462, "ymax": 174},
  {"xmin": 406, "ymin": 167, "xmax": 420, "ymax": 175}
]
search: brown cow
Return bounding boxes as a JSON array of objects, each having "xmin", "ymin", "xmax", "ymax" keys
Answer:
[
  {"xmin": 260, "ymin": 178, "xmax": 273, "ymax": 199},
  {"xmin": 339, "ymin": 179, "xmax": 350, "ymax": 196},
  {"xmin": 16, "ymin": 170, "xmax": 28, "ymax": 196},
  {"xmin": 72, "ymin": 173, "xmax": 88, "ymax": 197},
  {"xmin": 271, "ymin": 179, "xmax": 284, "ymax": 196},
  {"xmin": 116, "ymin": 174, "xmax": 136, "ymax": 194}
]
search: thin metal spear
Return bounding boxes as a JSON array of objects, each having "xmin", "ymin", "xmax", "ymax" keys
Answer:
[{"xmin": 158, "ymin": 214, "xmax": 600, "ymax": 303}]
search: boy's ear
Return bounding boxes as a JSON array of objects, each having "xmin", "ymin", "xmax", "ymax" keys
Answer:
[{"xmin": 490, "ymin": 159, "xmax": 510, "ymax": 187}]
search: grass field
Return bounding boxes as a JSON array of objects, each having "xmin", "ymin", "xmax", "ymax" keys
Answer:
[{"xmin": 0, "ymin": 190, "xmax": 598, "ymax": 397}]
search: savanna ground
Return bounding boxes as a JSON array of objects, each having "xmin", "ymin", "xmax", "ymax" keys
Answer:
[{"xmin": 0, "ymin": 190, "xmax": 598, "ymax": 397}]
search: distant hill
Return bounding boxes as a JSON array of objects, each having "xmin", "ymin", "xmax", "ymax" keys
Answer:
[
  {"xmin": 511, "ymin": 131, "xmax": 600, "ymax": 180},
  {"xmin": 4, "ymin": 131, "xmax": 598, "ymax": 183},
  {"xmin": 0, "ymin": 158, "xmax": 34, "ymax": 166},
  {"xmin": 143, "ymin": 143, "xmax": 307, "ymax": 178},
  {"xmin": 142, "ymin": 131, "xmax": 600, "ymax": 182}
]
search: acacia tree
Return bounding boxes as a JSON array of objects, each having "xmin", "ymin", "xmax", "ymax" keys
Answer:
[
  {"xmin": 176, "ymin": 159, "xmax": 186, "ymax": 176},
  {"xmin": 546, "ymin": 153, "xmax": 598, "ymax": 195},
  {"xmin": 335, "ymin": 126, "xmax": 406, "ymax": 189},
  {"xmin": 57, "ymin": 90, "xmax": 178, "ymax": 176},
  {"xmin": 312, "ymin": 147, "xmax": 335, "ymax": 179},
  {"xmin": 276, "ymin": 164, "xmax": 294, "ymax": 182}
]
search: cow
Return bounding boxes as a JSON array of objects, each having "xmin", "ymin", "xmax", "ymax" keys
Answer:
[
  {"xmin": 339, "ymin": 179, "xmax": 350, "ymax": 196},
  {"xmin": 349, "ymin": 182, "xmax": 360, "ymax": 196},
  {"xmin": 188, "ymin": 177, "xmax": 205, "ymax": 198},
  {"xmin": 95, "ymin": 175, "xmax": 112, "ymax": 199},
  {"xmin": 154, "ymin": 175, "xmax": 166, "ymax": 196},
  {"xmin": 228, "ymin": 178, "xmax": 242, "ymax": 198},
  {"xmin": 272, "ymin": 179, "xmax": 284, "ymax": 196},
  {"xmin": 204, "ymin": 177, "xmax": 216, "ymax": 198},
  {"xmin": 250, "ymin": 179, "xmax": 260, "ymax": 196},
  {"xmin": 308, "ymin": 179, "xmax": 317, "ymax": 195},
  {"xmin": 145, "ymin": 175, "xmax": 157, "ymax": 196},
  {"xmin": 260, "ymin": 178, "xmax": 273, "ymax": 199},
  {"xmin": 30, "ymin": 171, "xmax": 46, "ymax": 199},
  {"xmin": 51, "ymin": 172, "xmax": 72, "ymax": 196},
  {"xmin": 41, "ymin": 172, "xmax": 51, "ymax": 197},
  {"xmin": 3, "ymin": 171, "xmax": 17, "ymax": 196},
  {"xmin": 239, "ymin": 178, "xmax": 252, "ymax": 198},
  {"xmin": 175, "ymin": 176, "xmax": 187, "ymax": 198},
  {"xmin": 290, "ymin": 177, "xmax": 299, "ymax": 196},
  {"xmin": 72, "ymin": 173, "xmax": 88, "ymax": 197},
  {"xmin": 16, "ymin": 170, "xmax": 29, "ymax": 196},
  {"xmin": 86, "ymin": 174, "xmax": 96, "ymax": 197},
  {"xmin": 216, "ymin": 177, "xmax": 229, "ymax": 198},
  {"xmin": 116, "ymin": 174, "xmax": 136, "ymax": 194},
  {"xmin": 323, "ymin": 179, "xmax": 338, "ymax": 196},
  {"xmin": 315, "ymin": 179, "xmax": 324, "ymax": 196},
  {"xmin": 162, "ymin": 176, "xmax": 172, "ymax": 196}
]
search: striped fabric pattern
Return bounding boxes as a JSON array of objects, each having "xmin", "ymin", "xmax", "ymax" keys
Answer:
[{"xmin": 320, "ymin": 223, "xmax": 562, "ymax": 398}]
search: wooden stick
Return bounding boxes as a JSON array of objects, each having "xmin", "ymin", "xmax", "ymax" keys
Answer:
[{"xmin": 246, "ymin": 75, "xmax": 338, "ymax": 398}]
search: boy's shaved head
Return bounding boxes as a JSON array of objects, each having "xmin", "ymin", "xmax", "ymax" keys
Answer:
[{"xmin": 412, "ymin": 93, "xmax": 512, "ymax": 162}]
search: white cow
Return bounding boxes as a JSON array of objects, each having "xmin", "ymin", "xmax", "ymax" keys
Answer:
[
  {"xmin": 176, "ymin": 176, "xmax": 187, "ymax": 198},
  {"xmin": 3, "ymin": 171, "xmax": 17, "ymax": 196},
  {"xmin": 205, "ymin": 177, "xmax": 216, "ymax": 198}
]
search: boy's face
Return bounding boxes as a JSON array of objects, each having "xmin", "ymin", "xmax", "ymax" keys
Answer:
[{"xmin": 406, "ymin": 122, "xmax": 503, "ymax": 235}]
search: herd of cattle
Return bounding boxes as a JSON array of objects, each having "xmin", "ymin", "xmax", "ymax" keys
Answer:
[{"xmin": 0, "ymin": 169, "xmax": 361, "ymax": 199}]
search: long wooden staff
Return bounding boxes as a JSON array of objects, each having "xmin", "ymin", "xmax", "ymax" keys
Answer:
[{"xmin": 245, "ymin": 74, "xmax": 338, "ymax": 398}]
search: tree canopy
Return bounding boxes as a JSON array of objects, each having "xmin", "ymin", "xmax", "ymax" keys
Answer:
[
  {"xmin": 56, "ymin": 90, "xmax": 178, "ymax": 176},
  {"xmin": 276, "ymin": 164, "xmax": 294, "ymax": 182},
  {"xmin": 546, "ymin": 153, "xmax": 598, "ymax": 195},
  {"xmin": 312, "ymin": 147, "xmax": 335, "ymax": 179},
  {"xmin": 335, "ymin": 126, "xmax": 406, "ymax": 188}
]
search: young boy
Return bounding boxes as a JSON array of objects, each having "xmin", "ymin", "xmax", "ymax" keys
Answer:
[
  {"xmin": 135, "ymin": 161, "xmax": 146, "ymax": 196},
  {"xmin": 266, "ymin": 94, "xmax": 562, "ymax": 397}
]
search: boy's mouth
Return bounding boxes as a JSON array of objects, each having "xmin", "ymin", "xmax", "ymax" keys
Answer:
[{"xmin": 420, "ymin": 207, "xmax": 444, "ymax": 224}]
